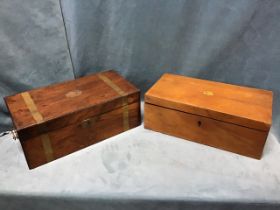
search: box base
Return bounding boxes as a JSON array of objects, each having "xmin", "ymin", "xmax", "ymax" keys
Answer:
[
  {"xmin": 144, "ymin": 103, "xmax": 268, "ymax": 159},
  {"xmin": 21, "ymin": 102, "xmax": 141, "ymax": 169}
]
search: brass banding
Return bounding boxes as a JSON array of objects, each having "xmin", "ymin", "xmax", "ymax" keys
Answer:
[
  {"xmin": 41, "ymin": 134, "xmax": 54, "ymax": 162},
  {"xmin": 21, "ymin": 92, "xmax": 44, "ymax": 123},
  {"xmin": 98, "ymin": 74, "xmax": 126, "ymax": 96},
  {"xmin": 21, "ymin": 92, "xmax": 54, "ymax": 162},
  {"xmin": 98, "ymin": 73, "xmax": 130, "ymax": 130}
]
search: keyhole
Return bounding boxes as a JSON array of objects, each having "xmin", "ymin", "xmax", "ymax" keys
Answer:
[
  {"xmin": 81, "ymin": 119, "xmax": 92, "ymax": 128},
  {"xmin": 197, "ymin": 121, "xmax": 202, "ymax": 127}
]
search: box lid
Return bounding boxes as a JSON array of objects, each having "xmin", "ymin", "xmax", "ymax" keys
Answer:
[
  {"xmin": 5, "ymin": 70, "xmax": 139, "ymax": 139},
  {"xmin": 145, "ymin": 73, "xmax": 273, "ymax": 131}
]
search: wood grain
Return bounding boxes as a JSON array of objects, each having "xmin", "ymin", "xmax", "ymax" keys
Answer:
[
  {"xmin": 5, "ymin": 70, "xmax": 141, "ymax": 169},
  {"xmin": 144, "ymin": 103, "xmax": 268, "ymax": 159},
  {"xmin": 5, "ymin": 70, "xmax": 139, "ymax": 131},
  {"xmin": 145, "ymin": 73, "xmax": 273, "ymax": 131},
  {"xmin": 22, "ymin": 102, "xmax": 140, "ymax": 169}
]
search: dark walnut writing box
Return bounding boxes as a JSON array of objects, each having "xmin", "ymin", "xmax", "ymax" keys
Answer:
[
  {"xmin": 144, "ymin": 73, "xmax": 273, "ymax": 159},
  {"xmin": 5, "ymin": 70, "xmax": 140, "ymax": 169}
]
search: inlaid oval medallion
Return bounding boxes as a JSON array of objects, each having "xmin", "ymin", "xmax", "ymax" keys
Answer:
[
  {"xmin": 203, "ymin": 90, "xmax": 214, "ymax": 96},
  {"xmin": 65, "ymin": 90, "xmax": 82, "ymax": 98}
]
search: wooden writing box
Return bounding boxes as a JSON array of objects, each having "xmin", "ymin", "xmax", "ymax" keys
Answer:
[
  {"xmin": 144, "ymin": 73, "xmax": 273, "ymax": 159},
  {"xmin": 5, "ymin": 70, "xmax": 140, "ymax": 169}
]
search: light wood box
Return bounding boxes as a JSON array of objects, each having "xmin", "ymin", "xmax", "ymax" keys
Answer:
[{"xmin": 144, "ymin": 73, "xmax": 273, "ymax": 159}]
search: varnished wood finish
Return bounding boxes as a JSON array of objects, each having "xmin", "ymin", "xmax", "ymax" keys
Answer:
[
  {"xmin": 145, "ymin": 103, "xmax": 268, "ymax": 159},
  {"xmin": 16, "ymin": 93, "xmax": 139, "ymax": 141},
  {"xmin": 5, "ymin": 70, "xmax": 141, "ymax": 169},
  {"xmin": 145, "ymin": 73, "xmax": 273, "ymax": 131},
  {"xmin": 5, "ymin": 70, "xmax": 139, "ymax": 132},
  {"xmin": 23, "ymin": 102, "xmax": 140, "ymax": 169},
  {"xmin": 144, "ymin": 73, "xmax": 273, "ymax": 159}
]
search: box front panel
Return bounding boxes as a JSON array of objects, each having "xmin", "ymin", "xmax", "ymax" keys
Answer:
[
  {"xmin": 144, "ymin": 103, "xmax": 268, "ymax": 159},
  {"xmin": 21, "ymin": 102, "xmax": 140, "ymax": 169}
]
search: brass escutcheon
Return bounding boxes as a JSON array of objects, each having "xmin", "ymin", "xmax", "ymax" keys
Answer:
[{"xmin": 81, "ymin": 118, "xmax": 92, "ymax": 128}]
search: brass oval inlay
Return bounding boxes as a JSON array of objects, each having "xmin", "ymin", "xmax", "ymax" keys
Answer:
[
  {"xmin": 203, "ymin": 90, "xmax": 214, "ymax": 96},
  {"xmin": 65, "ymin": 90, "xmax": 82, "ymax": 98}
]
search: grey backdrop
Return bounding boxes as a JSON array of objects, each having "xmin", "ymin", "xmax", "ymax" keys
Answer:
[
  {"xmin": 60, "ymin": 0, "xmax": 280, "ymax": 140},
  {"xmin": 0, "ymin": 0, "xmax": 74, "ymax": 131},
  {"xmin": 1, "ymin": 0, "xmax": 279, "ymax": 139},
  {"xmin": 1, "ymin": 1, "xmax": 280, "ymax": 210}
]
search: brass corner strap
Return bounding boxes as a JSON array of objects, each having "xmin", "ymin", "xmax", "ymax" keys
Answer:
[
  {"xmin": 97, "ymin": 74, "xmax": 126, "ymax": 96},
  {"xmin": 40, "ymin": 134, "xmax": 54, "ymax": 162},
  {"xmin": 98, "ymin": 73, "xmax": 130, "ymax": 131},
  {"xmin": 21, "ymin": 92, "xmax": 54, "ymax": 162},
  {"xmin": 21, "ymin": 92, "xmax": 44, "ymax": 123}
]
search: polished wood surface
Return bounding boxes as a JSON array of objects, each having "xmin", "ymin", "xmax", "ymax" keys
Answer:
[
  {"xmin": 144, "ymin": 73, "xmax": 273, "ymax": 159},
  {"xmin": 145, "ymin": 73, "xmax": 273, "ymax": 131},
  {"xmin": 16, "ymin": 93, "xmax": 139, "ymax": 141},
  {"xmin": 5, "ymin": 70, "xmax": 141, "ymax": 169},
  {"xmin": 145, "ymin": 103, "xmax": 268, "ymax": 159},
  {"xmin": 23, "ymin": 102, "xmax": 140, "ymax": 169},
  {"xmin": 5, "ymin": 70, "xmax": 139, "ymax": 131}
]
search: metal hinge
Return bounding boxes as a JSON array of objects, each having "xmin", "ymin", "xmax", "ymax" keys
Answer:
[
  {"xmin": 11, "ymin": 130, "xmax": 18, "ymax": 140},
  {"xmin": 0, "ymin": 130, "xmax": 18, "ymax": 140}
]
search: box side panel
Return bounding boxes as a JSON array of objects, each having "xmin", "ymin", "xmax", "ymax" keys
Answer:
[
  {"xmin": 144, "ymin": 103, "xmax": 268, "ymax": 159},
  {"xmin": 21, "ymin": 101, "xmax": 140, "ymax": 169}
]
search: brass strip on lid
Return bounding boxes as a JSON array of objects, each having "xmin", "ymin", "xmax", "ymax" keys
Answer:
[
  {"xmin": 98, "ymin": 74, "xmax": 126, "ymax": 96},
  {"xmin": 98, "ymin": 73, "xmax": 130, "ymax": 130},
  {"xmin": 21, "ymin": 92, "xmax": 44, "ymax": 123}
]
